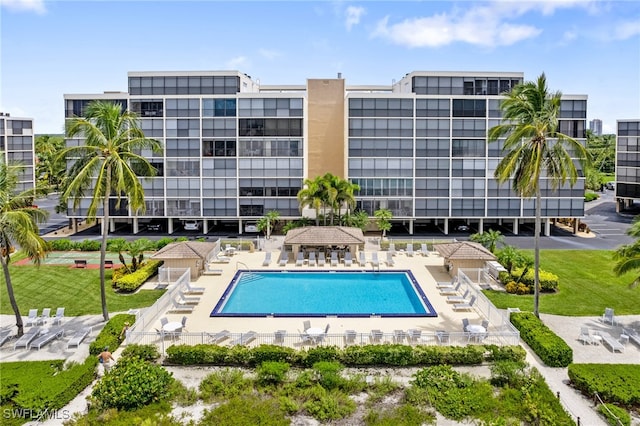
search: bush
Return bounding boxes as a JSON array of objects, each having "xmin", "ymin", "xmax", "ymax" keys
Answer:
[
  {"xmin": 89, "ymin": 314, "xmax": 136, "ymax": 356},
  {"xmin": 312, "ymin": 361, "xmax": 344, "ymax": 390},
  {"xmin": 121, "ymin": 344, "xmax": 160, "ymax": 362},
  {"xmin": 585, "ymin": 191, "xmax": 599, "ymax": 202},
  {"xmin": 364, "ymin": 404, "xmax": 435, "ymax": 426},
  {"xmin": 257, "ymin": 361, "xmax": 290, "ymax": 387},
  {"xmin": 201, "ymin": 395, "xmax": 289, "ymax": 426},
  {"xmin": 510, "ymin": 267, "xmax": 559, "ymax": 292},
  {"xmin": 302, "ymin": 386, "xmax": 356, "ymax": 421},
  {"xmin": 250, "ymin": 345, "xmax": 298, "ymax": 366},
  {"xmin": 510, "ymin": 312, "xmax": 573, "ymax": 367},
  {"xmin": 48, "ymin": 239, "xmax": 74, "ymax": 251},
  {"xmin": 76, "ymin": 239, "xmax": 101, "ymax": 251},
  {"xmin": 112, "ymin": 260, "xmax": 162, "ymax": 292},
  {"xmin": 598, "ymin": 403, "xmax": 631, "ymax": 426},
  {"xmin": 568, "ymin": 363, "xmax": 640, "ymax": 407},
  {"xmin": 199, "ymin": 369, "xmax": 252, "ymax": 402}
]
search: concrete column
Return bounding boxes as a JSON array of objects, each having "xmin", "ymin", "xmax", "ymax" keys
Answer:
[
  {"xmin": 409, "ymin": 220, "xmax": 414, "ymax": 235},
  {"xmin": 238, "ymin": 219, "xmax": 243, "ymax": 235},
  {"xmin": 168, "ymin": 220, "xmax": 174, "ymax": 234},
  {"xmin": 545, "ymin": 219, "xmax": 551, "ymax": 236},
  {"xmin": 478, "ymin": 219, "xmax": 484, "ymax": 234},
  {"xmin": 444, "ymin": 219, "xmax": 449, "ymax": 235},
  {"xmin": 109, "ymin": 218, "xmax": 115, "ymax": 233},
  {"xmin": 203, "ymin": 219, "xmax": 208, "ymax": 234},
  {"xmin": 133, "ymin": 218, "xmax": 139, "ymax": 234},
  {"xmin": 513, "ymin": 219, "xmax": 519, "ymax": 235}
]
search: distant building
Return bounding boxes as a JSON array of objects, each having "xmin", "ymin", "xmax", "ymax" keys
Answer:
[
  {"xmin": 0, "ymin": 112, "xmax": 35, "ymax": 193},
  {"xmin": 64, "ymin": 70, "xmax": 587, "ymax": 236},
  {"xmin": 615, "ymin": 119, "xmax": 640, "ymax": 212},
  {"xmin": 589, "ymin": 119, "xmax": 602, "ymax": 136}
]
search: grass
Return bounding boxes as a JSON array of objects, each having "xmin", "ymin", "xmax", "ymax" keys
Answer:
[
  {"xmin": 0, "ymin": 252, "xmax": 164, "ymax": 316},
  {"xmin": 484, "ymin": 250, "xmax": 640, "ymax": 316}
]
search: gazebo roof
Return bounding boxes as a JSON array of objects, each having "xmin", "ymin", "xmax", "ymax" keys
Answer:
[
  {"xmin": 432, "ymin": 241, "xmax": 496, "ymax": 260},
  {"xmin": 283, "ymin": 226, "xmax": 365, "ymax": 246},
  {"xmin": 151, "ymin": 241, "xmax": 216, "ymax": 260}
]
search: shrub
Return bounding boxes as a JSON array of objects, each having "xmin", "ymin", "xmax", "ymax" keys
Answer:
[
  {"xmin": 302, "ymin": 387, "xmax": 356, "ymax": 421},
  {"xmin": 510, "ymin": 267, "xmax": 559, "ymax": 292},
  {"xmin": 201, "ymin": 395, "xmax": 289, "ymax": 426},
  {"xmin": 250, "ymin": 344, "xmax": 298, "ymax": 366},
  {"xmin": 199, "ymin": 369, "xmax": 252, "ymax": 402},
  {"xmin": 48, "ymin": 239, "xmax": 74, "ymax": 251},
  {"xmin": 112, "ymin": 260, "xmax": 162, "ymax": 292},
  {"xmin": 121, "ymin": 344, "xmax": 160, "ymax": 362},
  {"xmin": 257, "ymin": 361, "xmax": 290, "ymax": 387},
  {"xmin": 490, "ymin": 360, "xmax": 528, "ymax": 387},
  {"xmin": 90, "ymin": 357, "xmax": 174, "ymax": 410},
  {"xmin": 568, "ymin": 364, "xmax": 640, "ymax": 407},
  {"xmin": 598, "ymin": 403, "xmax": 631, "ymax": 426},
  {"xmin": 312, "ymin": 361, "xmax": 344, "ymax": 390},
  {"xmin": 585, "ymin": 191, "xmax": 599, "ymax": 202},
  {"xmin": 510, "ymin": 312, "xmax": 572, "ymax": 367},
  {"xmin": 89, "ymin": 314, "xmax": 136, "ymax": 356},
  {"xmin": 302, "ymin": 346, "xmax": 341, "ymax": 367},
  {"xmin": 364, "ymin": 404, "xmax": 435, "ymax": 426},
  {"xmin": 76, "ymin": 239, "xmax": 101, "ymax": 251}
]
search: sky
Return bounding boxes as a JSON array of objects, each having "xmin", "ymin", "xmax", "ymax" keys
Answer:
[{"xmin": 1, "ymin": 0, "xmax": 639, "ymax": 135}]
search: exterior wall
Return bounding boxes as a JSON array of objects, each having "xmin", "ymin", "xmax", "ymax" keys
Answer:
[
  {"xmin": 0, "ymin": 113, "xmax": 35, "ymax": 193},
  {"xmin": 63, "ymin": 70, "xmax": 587, "ymax": 234},
  {"xmin": 616, "ymin": 120, "xmax": 640, "ymax": 204},
  {"xmin": 160, "ymin": 258, "xmax": 201, "ymax": 279},
  {"xmin": 448, "ymin": 259, "xmax": 487, "ymax": 277}
]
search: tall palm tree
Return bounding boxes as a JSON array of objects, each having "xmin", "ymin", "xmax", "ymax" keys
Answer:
[
  {"xmin": 60, "ymin": 101, "xmax": 161, "ymax": 321},
  {"xmin": 0, "ymin": 159, "xmax": 49, "ymax": 336},
  {"xmin": 374, "ymin": 208, "xmax": 393, "ymax": 238},
  {"xmin": 489, "ymin": 73, "xmax": 590, "ymax": 317},
  {"xmin": 297, "ymin": 176, "xmax": 325, "ymax": 226},
  {"xmin": 470, "ymin": 229, "xmax": 504, "ymax": 253}
]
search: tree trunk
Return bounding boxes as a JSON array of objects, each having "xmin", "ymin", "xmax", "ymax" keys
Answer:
[
  {"xmin": 100, "ymin": 167, "xmax": 111, "ymax": 322},
  {"xmin": 1, "ymin": 252, "xmax": 24, "ymax": 336},
  {"xmin": 534, "ymin": 188, "xmax": 541, "ymax": 318}
]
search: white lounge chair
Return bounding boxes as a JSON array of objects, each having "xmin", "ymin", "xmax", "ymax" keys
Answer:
[
  {"xmin": 386, "ymin": 251, "xmax": 395, "ymax": 266},
  {"xmin": 183, "ymin": 282, "xmax": 205, "ymax": 294},
  {"xmin": 25, "ymin": 309, "xmax": 38, "ymax": 327},
  {"xmin": 439, "ymin": 281, "xmax": 462, "ymax": 296},
  {"xmin": 578, "ymin": 327, "xmax": 594, "ymax": 345},
  {"xmin": 358, "ymin": 251, "xmax": 367, "ymax": 267},
  {"xmin": 447, "ymin": 289, "xmax": 471, "ymax": 303},
  {"xmin": 602, "ymin": 308, "xmax": 618, "ymax": 325},
  {"xmin": 318, "ymin": 252, "xmax": 326, "ymax": 266},
  {"xmin": 212, "ymin": 254, "xmax": 231, "ymax": 263},
  {"xmin": 436, "ymin": 278, "xmax": 458, "ymax": 289},
  {"xmin": 67, "ymin": 328, "xmax": 91, "ymax": 349},
  {"xmin": 14, "ymin": 327, "xmax": 41, "ymax": 350},
  {"xmin": 36, "ymin": 308, "xmax": 51, "ymax": 325},
  {"xmin": 406, "ymin": 244, "xmax": 414, "ymax": 257},
  {"xmin": 177, "ymin": 291, "xmax": 201, "ymax": 304},
  {"xmin": 453, "ymin": 295, "xmax": 476, "ymax": 311},
  {"xmin": 622, "ymin": 328, "xmax": 640, "ymax": 347},
  {"xmin": 344, "ymin": 252, "xmax": 353, "ymax": 266},
  {"xmin": 420, "ymin": 243, "xmax": 429, "ymax": 256},
  {"xmin": 371, "ymin": 252, "xmax": 380, "ymax": 267},
  {"xmin": 169, "ymin": 298, "xmax": 195, "ymax": 313},
  {"xmin": 279, "ymin": 251, "xmax": 288, "ymax": 266},
  {"xmin": 51, "ymin": 307, "xmax": 65, "ymax": 325},
  {"xmin": 330, "ymin": 251, "xmax": 338, "ymax": 266},
  {"xmin": 208, "ymin": 330, "xmax": 231, "ymax": 344},
  {"xmin": 262, "ymin": 251, "xmax": 272, "ymax": 266},
  {"xmin": 0, "ymin": 329, "xmax": 13, "ymax": 347},
  {"xmin": 296, "ymin": 251, "xmax": 305, "ymax": 266},
  {"xmin": 389, "ymin": 243, "xmax": 396, "ymax": 256},
  {"xmin": 30, "ymin": 328, "xmax": 64, "ymax": 350},
  {"xmin": 230, "ymin": 331, "xmax": 257, "ymax": 346},
  {"xmin": 308, "ymin": 252, "xmax": 317, "ymax": 267},
  {"xmin": 600, "ymin": 331, "xmax": 624, "ymax": 353}
]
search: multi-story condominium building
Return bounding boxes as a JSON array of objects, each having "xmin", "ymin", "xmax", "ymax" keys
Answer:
[
  {"xmin": 0, "ymin": 112, "xmax": 35, "ymax": 193},
  {"xmin": 589, "ymin": 118, "xmax": 603, "ymax": 136},
  {"xmin": 64, "ymin": 71, "xmax": 587, "ymax": 235},
  {"xmin": 615, "ymin": 120, "xmax": 640, "ymax": 212}
]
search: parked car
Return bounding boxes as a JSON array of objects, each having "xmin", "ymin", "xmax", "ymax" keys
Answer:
[
  {"xmin": 183, "ymin": 220, "xmax": 201, "ymax": 231},
  {"xmin": 605, "ymin": 181, "xmax": 615, "ymax": 190},
  {"xmin": 147, "ymin": 223, "xmax": 162, "ymax": 232}
]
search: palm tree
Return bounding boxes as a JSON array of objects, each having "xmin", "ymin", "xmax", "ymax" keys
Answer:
[
  {"xmin": 126, "ymin": 238, "xmax": 155, "ymax": 272},
  {"xmin": 107, "ymin": 238, "xmax": 130, "ymax": 273},
  {"xmin": 60, "ymin": 100, "xmax": 161, "ymax": 321},
  {"xmin": 35, "ymin": 135, "xmax": 66, "ymax": 191},
  {"xmin": 0, "ymin": 159, "xmax": 49, "ymax": 336},
  {"xmin": 257, "ymin": 210, "xmax": 280, "ymax": 239},
  {"xmin": 374, "ymin": 208, "xmax": 393, "ymax": 238},
  {"xmin": 613, "ymin": 242, "xmax": 640, "ymax": 288},
  {"xmin": 470, "ymin": 229, "xmax": 504, "ymax": 253},
  {"xmin": 489, "ymin": 73, "xmax": 590, "ymax": 317},
  {"xmin": 297, "ymin": 176, "xmax": 325, "ymax": 226}
]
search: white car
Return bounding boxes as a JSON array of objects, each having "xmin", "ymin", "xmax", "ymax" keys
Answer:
[{"xmin": 183, "ymin": 220, "xmax": 200, "ymax": 231}]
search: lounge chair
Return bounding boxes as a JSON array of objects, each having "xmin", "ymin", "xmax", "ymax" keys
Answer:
[
  {"xmin": 318, "ymin": 252, "xmax": 326, "ymax": 266},
  {"xmin": 224, "ymin": 244, "xmax": 237, "ymax": 256},
  {"xmin": 602, "ymin": 308, "xmax": 618, "ymax": 325},
  {"xmin": 30, "ymin": 328, "xmax": 64, "ymax": 350},
  {"xmin": 183, "ymin": 282, "xmax": 205, "ymax": 295},
  {"xmin": 622, "ymin": 328, "xmax": 640, "ymax": 347},
  {"xmin": 358, "ymin": 251, "xmax": 367, "ymax": 266},
  {"xmin": 439, "ymin": 281, "xmax": 462, "ymax": 296},
  {"xmin": 177, "ymin": 291, "xmax": 201, "ymax": 304},
  {"xmin": 208, "ymin": 330, "xmax": 231, "ymax": 344},
  {"xmin": 389, "ymin": 243, "xmax": 396, "ymax": 256},
  {"xmin": 406, "ymin": 244, "xmax": 414, "ymax": 257},
  {"xmin": 169, "ymin": 298, "xmax": 195, "ymax": 313},
  {"xmin": 308, "ymin": 252, "xmax": 317, "ymax": 267},
  {"xmin": 344, "ymin": 252, "xmax": 353, "ymax": 267},
  {"xmin": 386, "ymin": 251, "xmax": 395, "ymax": 266},
  {"xmin": 330, "ymin": 251, "xmax": 338, "ymax": 266},
  {"xmin": 453, "ymin": 296, "xmax": 476, "ymax": 311},
  {"xmin": 25, "ymin": 309, "xmax": 38, "ymax": 327},
  {"xmin": 51, "ymin": 307, "xmax": 65, "ymax": 325},
  {"xmin": 36, "ymin": 308, "xmax": 51, "ymax": 325},
  {"xmin": 369, "ymin": 329, "xmax": 383, "ymax": 343},
  {"xmin": 67, "ymin": 328, "xmax": 91, "ymax": 349},
  {"xmin": 212, "ymin": 254, "xmax": 231, "ymax": 263},
  {"xmin": 420, "ymin": 243, "xmax": 429, "ymax": 256},
  {"xmin": 578, "ymin": 327, "xmax": 594, "ymax": 345},
  {"xmin": 371, "ymin": 252, "xmax": 380, "ymax": 268},
  {"xmin": 296, "ymin": 251, "xmax": 305, "ymax": 266},
  {"xmin": 436, "ymin": 278, "xmax": 458, "ymax": 289},
  {"xmin": 447, "ymin": 289, "xmax": 470, "ymax": 303},
  {"xmin": 600, "ymin": 331, "xmax": 625, "ymax": 353},
  {"xmin": 0, "ymin": 329, "xmax": 13, "ymax": 347},
  {"xmin": 279, "ymin": 251, "xmax": 288, "ymax": 266},
  {"xmin": 230, "ymin": 331, "xmax": 257, "ymax": 346},
  {"xmin": 262, "ymin": 251, "xmax": 272, "ymax": 266},
  {"xmin": 343, "ymin": 330, "xmax": 357, "ymax": 345},
  {"xmin": 14, "ymin": 327, "xmax": 41, "ymax": 350}
]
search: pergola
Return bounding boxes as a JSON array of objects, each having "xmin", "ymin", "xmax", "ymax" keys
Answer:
[{"xmin": 283, "ymin": 226, "xmax": 365, "ymax": 256}]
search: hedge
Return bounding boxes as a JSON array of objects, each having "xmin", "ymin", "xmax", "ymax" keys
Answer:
[
  {"xmin": 89, "ymin": 313, "xmax": 136, "ymax": 355},
  {"xmin": 165, "ymin": 343, "xmax": 526, "ymax": 367},
  {"xmin": 504, "ymin": 267, "xmax": 559, "ymax": 293},
  {"xmin": 568, "ymin": 363, "xmax": 640, "ymax": 408},
  {"xmin": 510, "ymin": 312, "xmax": 572, "ymax": 367},
  {"xmin": 112, "ymin": 260, "xmax": 162, "ymax": 292}
]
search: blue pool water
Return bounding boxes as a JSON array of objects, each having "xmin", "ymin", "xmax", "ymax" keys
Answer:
[{"xmin": 210, "ymin": 270, "xmax": 437, "ymax": 317}]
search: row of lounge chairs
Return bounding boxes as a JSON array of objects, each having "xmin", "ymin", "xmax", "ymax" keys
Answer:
[
  {"xmin": 168, "ymin": 281, "xmax": 206, "ymax": 313},
  {"xmin": 437, "ymin": 279, "xmax": 476, "ymax": 311},
  {"xmin": 25, "ymin": 307, "xmax": 65, "ymax": 327},
  {"xmin": 11, "ymin": 326, "xmax": 90, "ymax": 351},
  {"xmin": 388, "ymin": 243, "xmax": 431, "ymax": 257}
]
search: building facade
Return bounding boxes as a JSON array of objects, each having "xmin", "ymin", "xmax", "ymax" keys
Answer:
[
  {"xmin": 615, "ymin": 120, "xmax": 640, "ymax": 211},
  {"xmin": 64, "ymin": 71, "xmax": 587, "ymax": 235},
  {"xmin": 0, "ymin": 112, "xmax": 36, "ymax": 193},
  {"xmin": 589, "ymin": 118, "xmax": 603, "ymax": 136}
]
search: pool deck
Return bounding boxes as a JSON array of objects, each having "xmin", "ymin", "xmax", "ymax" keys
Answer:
[{"xmin": 144, "ymin": 236, "xmax": 486, "ymax": 338}]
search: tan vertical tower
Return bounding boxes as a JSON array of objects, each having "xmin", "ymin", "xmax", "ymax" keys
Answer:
[{"xmin": 306, "ymin": 78, "xmax": 346, "ymax": 179}]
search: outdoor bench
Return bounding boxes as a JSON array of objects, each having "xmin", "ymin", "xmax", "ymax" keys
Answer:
[{"xmin": 74, "ymin": 259, "xmax": 87, "ymax": 268}]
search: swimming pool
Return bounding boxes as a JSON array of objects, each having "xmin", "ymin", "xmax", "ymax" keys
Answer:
[{"xmin": 210, "ymin": 270, "xmax": 437, "ymax": 317}]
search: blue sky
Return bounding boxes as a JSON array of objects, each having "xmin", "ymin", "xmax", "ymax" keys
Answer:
[{"xmin": 1, "ymin": 0, "xmax": 639, "ymax": 134}]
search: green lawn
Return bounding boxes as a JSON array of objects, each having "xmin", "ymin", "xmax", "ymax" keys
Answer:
[
  {"xmin": 484, "ymin": 250, "xmax": 640, "ymax": 316},
  {"xmin": 1, "ymin": 253, "xmax": 164, "ymax": 316}
]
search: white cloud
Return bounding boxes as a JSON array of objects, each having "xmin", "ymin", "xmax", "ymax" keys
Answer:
[
  {"xmin": 611, "ymin": 19, "xmax": 640, "ymax": 40},
  {"xmin": 226, "ymin": 56, "xmax": 249, "ymax": 69},
  {"xmin": 345, "ymin": 5, "xmax": 365, "ymax": 31},
  {"xmin": 0, "ymin": 0, "xmax": 46, "ymax": 14},
  {"xmin": 258, "ymin": 49, "xmax": 282, "ymax": 60}
]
